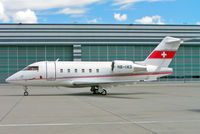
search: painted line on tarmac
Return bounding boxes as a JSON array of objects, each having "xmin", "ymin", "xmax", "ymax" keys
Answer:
[{"xmin": 1, "ymin": 120, "xmax": 200, "ymax": 127}]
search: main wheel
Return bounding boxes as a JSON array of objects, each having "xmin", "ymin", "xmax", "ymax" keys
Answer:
[
  {"xmin": 90, "ymin": 86, "xmax": 95, "ymax": 92},
  {"xmin": 101, "ymin": 89, "xmax": 107, "ymax": 95},
  {"xmin": 93, "ymin": 89, "xmax": 99, "ymax": 94},
  {"xmin": 24, "ymin": 91, "xmax": 29, "ymax": 96}
]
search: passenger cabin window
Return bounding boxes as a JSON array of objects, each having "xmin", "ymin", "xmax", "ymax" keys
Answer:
[
  {"xmin": 96, "ymin": 69, "xmax": 99, "ymax": 73},
  {"xmin": 23, "ymin": 66, "xmax": 39, "ymax": 71},
  {"xmin": 68, "ymin": 69, "xmax": 70, "ymax": 73},
  {"xmin": 89, "ymin": 69, "xmax": 92, "ymax": 73},
  {"xmin": 82, "ymin": 69, "xmax": 85, "ymax": 73},
  {"xmin": 60, "ymin": 69, "xmax": 63, "ymax": 73},
  {"xmin": 75, "ymin": 69, "xmax": 77, "ymax": 73}
]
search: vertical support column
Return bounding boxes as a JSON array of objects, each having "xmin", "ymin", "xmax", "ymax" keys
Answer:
[{"xmin": 73, "ymin": 44, "xmax": 82, "ymax": 61}]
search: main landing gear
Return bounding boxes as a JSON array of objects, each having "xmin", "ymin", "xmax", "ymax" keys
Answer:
[
  {"xmin": 90, "ymin": 86, "xmax": 107, "ymax": 95},
  {"xmin": 23, "ymin": 86, "xmax": 29, "ymax": 96}
]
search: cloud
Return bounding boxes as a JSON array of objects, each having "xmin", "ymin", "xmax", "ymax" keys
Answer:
[
  {"xmin": 0, "ymin": 2, "xmax": 9, "ymax": 22},
  {"xmin": 135, "ymin": 15, "xmax": 164, "ymax": 24},
  {"xmin": 114, "ymin": 13, "xmax": 127, "ymax": 21},
  {"xmin": 87, "ymin": 18, "xmax": 98, "ymax": 23},
  {"xmin": 58, "ymin": 8, "xmax": 87, "ymax": 17},
  {"xmin": 13, "ymin": 9, "xmax": 37, "ymax": 23},
  {"xmin": 197, "ymin": 22, "xmax": 200, "ymax": 25},
  {"xmin": 0, "ymin": 0, "xmax": 100, "ymax": 22},
  {"xmin": 113, "ymin": 0, "xmax": 170, "ymax": 9},
  {"xmin": 2, "ymin": 0, "xmax": 99, "ymax": 10}
]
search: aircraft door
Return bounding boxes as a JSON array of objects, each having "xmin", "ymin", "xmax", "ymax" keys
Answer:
[{"xmin": 46, "ymin": 61, "xmax": 56, "ymax": 80}]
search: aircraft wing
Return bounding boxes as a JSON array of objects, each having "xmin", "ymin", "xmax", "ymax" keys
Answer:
[{"xmin": 72, "ymin": 80, "xmax": 139, "ymax": 87}]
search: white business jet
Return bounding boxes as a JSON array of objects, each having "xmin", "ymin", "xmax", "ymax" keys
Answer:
[{"xmin": 6, "ymin": 36, "xmax": 183, "ymax": 96}]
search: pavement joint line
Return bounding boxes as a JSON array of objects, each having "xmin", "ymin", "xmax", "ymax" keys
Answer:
[
  {"xmin": 71, "ymin": 96, "xmax": 156, "ymax": 134},
  {"xmin": 1, "ymin": 120, "xmax": 200, "ymax": 127},
  {"xmin": 0, "ymin": 96, "xmax": 23, "ymax": 123},
  {"xmin": 80, "ymin": 100, "xmax": 157, "ymax": 134}
]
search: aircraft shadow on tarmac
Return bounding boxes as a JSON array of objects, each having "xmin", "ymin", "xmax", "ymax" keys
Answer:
[
  {"xmin": 0, "ymin": 92, "xmax": 158, "ymax": 100},
  {"xmin": 188, "ymin": 109, "xmax": 200, "ymax": 113}
]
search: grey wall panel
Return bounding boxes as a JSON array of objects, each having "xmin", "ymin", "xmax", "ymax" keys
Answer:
[
  {"xmin": 0, "ymin": 24, "xmax": 200, "ymax": 83},
  {"xmin": 0, "ymin": 24, "xmax": 199, "ymax": 30},
  {"xmin": 0, "ymin": 46, "xmax": 73, "ymax": 83}
]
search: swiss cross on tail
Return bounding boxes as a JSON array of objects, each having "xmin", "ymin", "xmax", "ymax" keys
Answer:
[
  {"xmin": 144, "ymin": 36, "xmax": 182, "ymax": 67},
  {"xmin": 148, "ymin": 51, "xmax": 176, "ymax": 59}
]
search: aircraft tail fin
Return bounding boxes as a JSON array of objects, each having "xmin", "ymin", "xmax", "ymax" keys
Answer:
[{"xmin": 144, "ymin": 36, "xmax": 182, "ymax": 67}]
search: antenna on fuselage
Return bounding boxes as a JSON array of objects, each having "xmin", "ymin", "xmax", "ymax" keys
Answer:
[{"xmin": 56, "ymin": 58, "xmax": 59, "ymax": 62}]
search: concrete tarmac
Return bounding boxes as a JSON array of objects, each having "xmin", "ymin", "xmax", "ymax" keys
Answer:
[{"xmin": 0, "ymin": 82, "xmax": 200, "ymax": 134}]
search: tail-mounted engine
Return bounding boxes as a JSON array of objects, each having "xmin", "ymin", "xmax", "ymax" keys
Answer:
[{"xmin": 111, "ymin": 60, "xmax": 147, "ymax": 74}]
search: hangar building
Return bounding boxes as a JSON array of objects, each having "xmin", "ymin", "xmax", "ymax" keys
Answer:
[{"xmin": 0, "ymin": 24, "xmax": 200, "ymax": 83}]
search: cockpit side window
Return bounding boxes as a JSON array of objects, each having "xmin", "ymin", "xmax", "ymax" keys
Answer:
[{"xmin": 23, "ymin": 66, "xmax": 39, "ymax": 71}]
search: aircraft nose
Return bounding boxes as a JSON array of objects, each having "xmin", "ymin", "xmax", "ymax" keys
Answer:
[
  {"xmin": 5, "ymin": 74, "xmax": 17, "ymax": 83},
  {"xmin": 5, "ymin": 71, "xmax": 24, "ymax": 83},
  {"xmin": 5, "ymin": 76, "xmax": 13, "ymax": 83}
]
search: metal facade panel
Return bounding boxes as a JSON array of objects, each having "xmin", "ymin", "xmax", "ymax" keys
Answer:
[
  {"xmin": 0, "ymin": 46, "xmax": 73, "ymax": 83},
  {"xmin": 0, "ymin": 24, "xmax": 199, "ymax": 30},
  {"xmin": 0, "ymin": 24, "xmax": 199, "ymax": 82},
  {"xmin": 0, "ymin": 24, "xmax": 199, "ymax": 47}
]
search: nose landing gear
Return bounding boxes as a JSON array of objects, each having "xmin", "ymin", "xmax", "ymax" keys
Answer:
[
  {"xmin": 90, "ymin": 86, "xmax": 107, "ymax": 95},
  {"xmin": 24, "ymin": 91, "xmax": 29, "ymax": 96},
  {"xmin": 23, "ymin": 86, "xmax": 29, "ymax": 96}
]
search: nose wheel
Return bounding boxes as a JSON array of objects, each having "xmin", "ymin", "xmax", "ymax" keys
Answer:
[
  {"xmin": 23, "ymin": 86, "xmax": 29, "ymax": 96},
  {"xmin": 24, "ymin": 91, "xmax": 29, "ymax": 96}
]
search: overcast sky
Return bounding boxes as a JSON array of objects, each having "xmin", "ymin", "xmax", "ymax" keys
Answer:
[{"xmin": 0, "ymin": 0, "xmax": 199, "ymax": 25}]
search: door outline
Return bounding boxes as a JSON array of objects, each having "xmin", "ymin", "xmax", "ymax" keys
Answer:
[{"xmin": 46, "ymin": 61, "xmax": 56, "ymax": 80}]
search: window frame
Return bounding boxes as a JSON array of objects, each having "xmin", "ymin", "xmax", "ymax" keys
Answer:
[
  {"xmin": 23, "ymin": 66, "xmax": 39, "ymax": 71},
  {"xmin": 89, "ymin": 69, "xmax": 92, "ymax": 73},
  {"xmin": 67, "ymin": 69, "xmax": 70, "ymax": 73},
  {"xmin": 75, "ymin": 69, "xmax": 78, "ymax": 73},
  {"xmin": 96, "ymin": 69, "xmax": 99, "ymax": 73},
  {"xmin": 82, "ymin": 69, "xmax": 85, "ymax": 73},
  {"xmin": 60, "ymin": 69, "xmax": 63, "ymax": 73}
]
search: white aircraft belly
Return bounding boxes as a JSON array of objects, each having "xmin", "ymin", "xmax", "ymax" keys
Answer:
[{"xmin": 58, "ymin": 73, "xmax": 150, "ymax": 87}]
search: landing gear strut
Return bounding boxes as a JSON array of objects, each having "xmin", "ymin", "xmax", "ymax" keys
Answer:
[
  {"xmin": 23, "ymin": 86, "xmax": 29, "ymax": 96},
  {"xmin": 90, "ymin": 86, "xmax": 107, "ymax": 95}
]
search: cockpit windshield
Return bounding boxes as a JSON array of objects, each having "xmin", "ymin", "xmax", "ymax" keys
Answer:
[{"xmin": 23, "ymin": 66, "xmax": 39, "ymax": 71}]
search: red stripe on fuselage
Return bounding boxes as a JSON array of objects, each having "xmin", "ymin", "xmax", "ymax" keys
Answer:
[
  {"xmin": 7, "ymin": 72, "xmax": 173, "ymax": 82},
  {"xmin": 148, "ymin": 51, "xmax": 176, "ymax": 59}
]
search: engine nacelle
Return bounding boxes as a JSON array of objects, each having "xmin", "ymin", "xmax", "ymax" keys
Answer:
[
  {"xmin": 111, "ymin": 60, "xmax": 147, "ymax": 74},
  {"xmin": 111, "ymin": 60, "xmax": 133, "ymax": 74}
]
